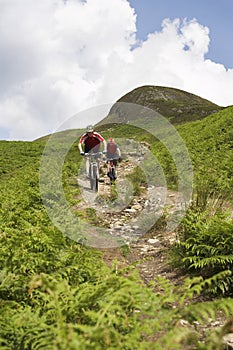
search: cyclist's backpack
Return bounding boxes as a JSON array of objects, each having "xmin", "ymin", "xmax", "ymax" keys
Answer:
[{"xmin": 107, "ymin": 141, "xmax": 117, "ymax": 155}]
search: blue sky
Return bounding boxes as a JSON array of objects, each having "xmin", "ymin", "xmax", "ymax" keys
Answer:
[
  {"xmin": 128, "ymin": 0, "xmax": 233, "ymax": 68},
  {"xmin": 0, "ymin": 0, "xmax": 233, "ymax": 140}
]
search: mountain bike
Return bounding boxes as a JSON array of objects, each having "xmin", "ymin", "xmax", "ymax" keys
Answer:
[{"xmin": 85, "ymin": 151, "xmax": 102, "ymax": 192}]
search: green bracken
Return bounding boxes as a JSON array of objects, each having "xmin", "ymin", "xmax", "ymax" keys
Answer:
[{"xmin": 0, "ymin": 91, "xmax": 233, "ymax": 349}]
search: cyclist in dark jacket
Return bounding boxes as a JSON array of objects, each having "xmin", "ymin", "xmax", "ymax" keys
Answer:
[{"xmin": 106, "ymin": 137, "xmax": 121, "ymax": 179}]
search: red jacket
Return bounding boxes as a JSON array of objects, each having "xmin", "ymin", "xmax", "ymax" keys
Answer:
[{"xmin": 79, "ymin": 131, "xmax": 105, "ymax": 150}]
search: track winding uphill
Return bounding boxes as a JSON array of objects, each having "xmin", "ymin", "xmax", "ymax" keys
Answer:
[{"xmin": 75, "ymin": 141, "xmax": 189, "ymax": 284}]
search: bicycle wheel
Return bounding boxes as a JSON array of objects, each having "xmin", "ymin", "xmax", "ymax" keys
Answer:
[
  {"xmin": 112, "ymin": 166, "xmax": 116, "ymax": 180},
  {"xmin": 93, "ymin": 165, "xmax": 98, "ymax": 192},
  {"xmin": 89, "ymin": 165, "xmax": 94, "ymax": 190},
  {"xmin": 110, "ymin": 166, "xmax": 116, "ymax": 184}
]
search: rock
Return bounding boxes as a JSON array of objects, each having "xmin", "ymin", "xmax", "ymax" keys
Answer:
[
  {"xmin": 124, "ymin": 208, "xmax": 137, "ymax": 213},
  {"xmin": 132, "ymin": 204, "xmax": 143, "ymax": 211},
  {"xmin": 222, "ymin": 334, "xmax": 233, "ymax": 349},
  {"xmin": 147, "ymin": 238, "xmax": 160, "ymax": 245},
  {"xmin": 140, "ymin": 245, "xmax": 150, "ymax": 252}
]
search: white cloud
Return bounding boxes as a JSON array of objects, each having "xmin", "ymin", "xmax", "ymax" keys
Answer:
[{"xmin": 0, "ymin": 0, "xmax": 232, "ymax": 140}]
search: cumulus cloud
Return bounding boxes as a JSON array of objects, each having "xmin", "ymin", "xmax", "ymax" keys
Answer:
[{"xmin": 0, "ymin": 0, "xmax": 232, "ymax": 140}]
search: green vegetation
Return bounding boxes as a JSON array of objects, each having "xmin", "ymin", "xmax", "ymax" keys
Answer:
[
  {"xmin": 0, "ymin": 90, "xmax": 232, "ymax": 348},
  {"xmin": 0, "ymin": 140, "xmax": 45, "ymax": 178},
  {"xmin": 171, "ymin": 205, "xmax": 233, "ymax": 295},
  {"xmin": 166, "ymin": 108, "xmax": 232, "ymax": 294},
  {"xmin": 179, "ymin": 107, "xmax": 233, "ymax": 199},
  {"xmin": 125, "ymin": 166, "xmax": 147, "ymax": 196}
]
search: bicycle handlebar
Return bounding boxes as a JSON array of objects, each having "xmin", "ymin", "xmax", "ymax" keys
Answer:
[{"xmin": 84, "ymin": 151, "xmax": 103, "ymax": 157}]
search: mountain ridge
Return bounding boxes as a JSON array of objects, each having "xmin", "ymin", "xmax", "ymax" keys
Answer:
[{"xmin": 99, "ymin": 85, "xmax": 224, "ymax": 126}]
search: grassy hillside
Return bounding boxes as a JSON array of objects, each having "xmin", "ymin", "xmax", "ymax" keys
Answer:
[
  {"xmin": 0, "ymin": 94, "xmax": 233, "ymax": 348},
  {"xmin": 99, "ymin": 85, "xmax": 223, "ymax": 126},
  {"xmin": 0, "ymin": 140, "xmax": 45, "ymax": 178},
  {"xmin": 169, "ymin": 107, "xmax": 233, "ymax": 293},
  {"xmin": 178, "ymin": 105, "xmax": 233, "ymax": 199}
]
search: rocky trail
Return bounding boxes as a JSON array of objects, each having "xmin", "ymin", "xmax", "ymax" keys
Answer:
[{"xmin": 76, "ymin": 142, "xmax": 189, "ymax": 285}]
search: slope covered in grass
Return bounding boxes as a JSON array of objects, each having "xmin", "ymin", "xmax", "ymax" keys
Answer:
[
  {"xmin": 0, "ymin": 94, "xmax": 232, "ymax": 349},
  {"xmin": 178, "ymin": 105, "xmax": 233, "ymax": 198},
  {"xmin": 0, "ymin": 140, "xmax": 45, "ymax": 178}
]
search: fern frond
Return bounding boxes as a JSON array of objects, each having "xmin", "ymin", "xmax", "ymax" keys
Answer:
[{"xmin": 183, "ymin": 255, "xmax": 233, "ymax": 269}]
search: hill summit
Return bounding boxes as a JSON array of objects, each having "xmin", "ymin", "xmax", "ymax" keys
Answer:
[{"xmin": 100, "ymin": 85, "xmax": 223, "ymax": 126}]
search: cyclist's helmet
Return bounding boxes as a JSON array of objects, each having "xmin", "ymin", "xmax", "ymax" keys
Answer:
[
  {"xmin": 108, "ymin": 137, "xmax": 115, "ymax": 142},
  {"xmin": 86, "ymin": 125, "xmax": 94, "ymax": 133}
]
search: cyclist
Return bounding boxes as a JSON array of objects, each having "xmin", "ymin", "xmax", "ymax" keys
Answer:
[
  {"xmin": 78, "ymin": 125, "xmax": 107, "ymax": 178},
  {"xmin": 106, "ymin": 137, "xmax": 121, "ymax": 180}
]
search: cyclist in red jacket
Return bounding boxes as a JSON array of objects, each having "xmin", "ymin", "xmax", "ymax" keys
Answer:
[{"xmin": 78, "ymin": 125, "xmax": 107, "ymax": 178}]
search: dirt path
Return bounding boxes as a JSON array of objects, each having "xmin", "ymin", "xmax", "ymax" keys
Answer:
[{"xmin": 75, "ymin": 145, "xmax": 188, "ymax": 286}]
